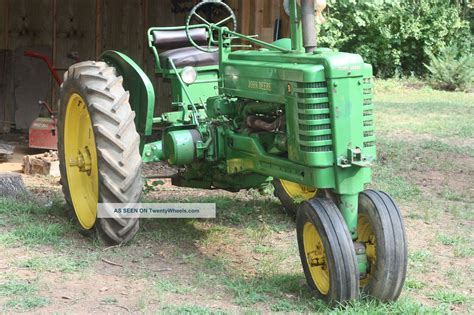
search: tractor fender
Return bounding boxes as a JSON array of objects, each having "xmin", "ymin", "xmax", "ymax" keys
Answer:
[{"xmin": 100, "ymin": 50, "xmax": 155, "ymax": 153}]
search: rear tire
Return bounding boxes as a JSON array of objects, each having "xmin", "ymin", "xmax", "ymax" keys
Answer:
[
  {"xmin": 273, "ymin": 178, "xmax": 316, "ymax": 217},
  {"xmin": 297, "ymin": 198, "xmax": 359, "ymax": 304},
  {"xmin": 58, "ymin": 61, "xmax": 142, "ymax": 245}
]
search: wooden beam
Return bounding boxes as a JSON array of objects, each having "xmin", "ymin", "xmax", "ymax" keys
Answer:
[
  {"xmin": 239, "ymin": 0, "xmax": 250, "ymax": 36},
  {"xmin": 95, "ymin": 0, "xmax": 103, "ymax": 58},
  {"xmin": 8, "ymin": 0, "xmax": 53, "ymax": 49},
  {"xmin": 0, "ymin": 0, "xmax": 8, "ymax": 49}
]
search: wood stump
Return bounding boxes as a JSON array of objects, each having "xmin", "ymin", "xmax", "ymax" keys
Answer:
[
  {"xmin": 22, "ymin": 151, "xmax": 59, "ymax": 176},
  {"xmin": 0, "ymin": 172, "xmax": 26, "ymax": 197}
]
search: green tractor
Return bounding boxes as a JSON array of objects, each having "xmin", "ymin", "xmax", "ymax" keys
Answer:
[{"xmin": 58, "ymin": 0, "xmax": 407, "ymax": 303}]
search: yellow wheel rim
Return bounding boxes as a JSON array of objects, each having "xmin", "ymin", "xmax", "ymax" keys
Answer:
[
  {"xmin": 303, "ymin": 222, "xmax": 330, "ymax": 295},
  {"xmin": 280, "ymin": 179, "xmax": 317, "ymax": 201},
  {"xmin": 358, "ymin": 214, "xmax": 376, "ymax": 287},
  {"xmin": 64, "ymin": 93, "xmax": 99, "ymax": 230}
]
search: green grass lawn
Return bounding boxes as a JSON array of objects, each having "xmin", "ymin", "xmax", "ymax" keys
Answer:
[{"xmin": 0, "ymin": 80, "xmax": 472, "ymax": 313}]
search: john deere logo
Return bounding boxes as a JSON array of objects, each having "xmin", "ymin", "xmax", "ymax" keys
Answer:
[{"xmin": 248, "ymin": 80, "xmax": 272, "ymax": 92}]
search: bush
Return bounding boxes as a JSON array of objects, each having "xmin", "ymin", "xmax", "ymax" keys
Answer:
[
  {"xmin": 425, "ymin": 46, "xmax": 474, "ymax": 91},
  {"xmin": 318, "ymin": 0, "xmax": 472, "ymax": 78}
]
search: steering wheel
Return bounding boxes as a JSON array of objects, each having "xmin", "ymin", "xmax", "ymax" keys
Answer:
[{"xmin": 185, "ymin": 0, "xmax": 237, "ymax": 53}]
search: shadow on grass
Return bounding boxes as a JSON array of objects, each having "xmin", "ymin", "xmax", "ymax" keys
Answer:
[{"xmin": 138, "ymin": 193, "xmax": 294, "ymax": 243}]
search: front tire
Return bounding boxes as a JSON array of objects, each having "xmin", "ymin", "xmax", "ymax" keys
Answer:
[
  {"xmin": 297, "ymin": 198, "xmax": 359, "ymax": 303},
  {"xmin": 357, "ymin": 190, "xmax": 408, "ymax": 301},
  {"xmin": 58, "ymin": 61, "xmax": 143, "ymax": 244}
]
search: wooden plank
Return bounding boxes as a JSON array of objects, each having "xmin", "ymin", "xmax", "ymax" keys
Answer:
[
  {"xmin": 8, "ymin": 0, "xmax": 53, "ymax": 129},
  {"xmin": 96, "ymin": 0, "xmax": 103, "ymax": 58},
  {"xmin": 101, "ymin": 0, "xmax": 144, "ymax": 64},
  {"xmin": 53, "ymin": 0, "xmax": 96, "ymax": 110},
  {"xmin": 0, "ymin": 0, "xmax": 7, "ymax": 49},
  {"xmin": 263, "ymin": 0, "xmax": 273, "ymax": 28},
  {"xmin": 280, "ymin": 2, "xmax": 290, "ymax": 38},
  {"xmin": 261, "ymin": 0, "xmax": 280, "ymax": 42},
  {"xmin": 145, "ymin": 0, "xmax": 180, "ymax": 115},
  {"xmin": 239, "ymin": 0, "xmax": 250, "ymax": 36},
  {"xmin": 7, "ymin": 0, "xmax": 53, "ymax": 49},
  {"xmin": 55, "ymin": 0, "xmax": 96, "ymax": 68},
  {"xmin": 0, "ymin": 50, "xmax": 14, "ymax": 128}
]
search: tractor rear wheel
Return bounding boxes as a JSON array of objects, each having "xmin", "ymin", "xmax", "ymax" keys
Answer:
[
  {"xmin": 58, "ymin": 61, "xmax": 143, "ymax": 245},
  {"xmin": 273, "ymin": 179, "xmax": 317, "ymax": 216},
  {"xmin": 297, "ymin": 198, "xmax": 359, "ymax": 303},
  {"xmin": 357, "ymin": 190, "xmax": 408, "ymax": 301}
]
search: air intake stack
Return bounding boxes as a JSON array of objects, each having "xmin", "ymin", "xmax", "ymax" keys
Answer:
[{"xmin": 301, "ymin": 0, "xmax": 317, "ymax": 53}]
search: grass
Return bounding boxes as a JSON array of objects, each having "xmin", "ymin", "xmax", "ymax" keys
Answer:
[
  {"xmin": 12, "ymin": 222, "xmax": 65, "ymax": 245},
  {"xmin": 430, "ymin": 289, "xmax": 471, "ymax": 305},
  {"xmin": 100, "ymin": 297, "xmax": 118, "ymax": 305},
  {"xmin": 155, "ymin": 278, "xmax": 193, "ymax": 295},
  {"xmin": 436, "ymin": 233, "xmax": 466, "ymax": 246},
  {"xmin": 160, "ymin": 304, "xmax": 224, "ymax": 314},
  {"xmin": 375, "ymin": 79, "xmax": 474, "ymax": 139},
  {"xmin": 404, "ymin": 279, "xmax": 426, "ymax": 290},
  {"xmin": 0, "ymin": 196, "xmax": 77, "ymax": 247},
  {"xmin": 3, "ymin": 296, "xmax": 50, "ymax": 311},
  {"xmin": 443, "ymin": 270, "xmax": 465, "ymax": 287},
  {"xmin": 409, "ymin": 249, "xmax": 433, "ymax": 263},
  {"xmin": 0, "ymin": 280, "xmax": 36, "ymax": 297},
  {"xmin": 0, "ymin": 280, "xmax": 49, "ymax": 311},
  {"xmin": 18, "ymin": 255, "xmax": 90, "ymax": 273}
]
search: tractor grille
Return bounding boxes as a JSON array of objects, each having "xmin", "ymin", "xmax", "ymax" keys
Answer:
[
  {"xmin": 362, "ymin": 77, "xmax": 375, "ymax": 148},
  {"xmin": 295, "ymin": 81, "xmax": 333, "ymax": 153}
]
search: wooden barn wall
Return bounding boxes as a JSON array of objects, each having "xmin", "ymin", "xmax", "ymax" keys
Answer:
[{"xmin": 0, "ymin": 0, "xmax": 287, "ymax": 129}]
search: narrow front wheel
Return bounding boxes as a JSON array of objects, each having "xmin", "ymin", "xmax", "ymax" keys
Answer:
[
  {"xmin": 297, "ymin": 198, "xmax": 359, "ymax": 303},
  {"xmin": 357, "ymin": 190, "xmax": 408, "ymax": 301}
]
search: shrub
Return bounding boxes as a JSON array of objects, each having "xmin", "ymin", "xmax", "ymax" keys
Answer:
[
  {"xmin": 318, "ymin": 0, "xmax": 472, "ymax": 78},
  {"xmin": 425, "ymin": 46, "xmax": 474, "ymax": 91}
]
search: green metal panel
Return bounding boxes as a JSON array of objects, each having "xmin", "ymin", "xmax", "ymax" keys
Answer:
[
  {"xmin": 100, "ymin": 50, "xmax": 155, "ymax": 153},
  {"xmin": 171, "ymin": 70, "xmax": 219, "ymax": 107}
]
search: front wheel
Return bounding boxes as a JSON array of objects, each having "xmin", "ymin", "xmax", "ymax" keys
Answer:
[
  {"xmin": 297, "ymin": 198, "xmax": 359, "ymax": 303},
  {"xmin": 357, "ymin": 190, "xmax": 408, "ymax": 301},
  {"xmin": 58, "ymin": 61, "xmax": 143, "ymax": 244}
]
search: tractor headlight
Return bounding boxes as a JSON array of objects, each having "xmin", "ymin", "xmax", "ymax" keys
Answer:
[{"xmin": 181, "ymin": 66, "xmax": 197, "ymax": 85}]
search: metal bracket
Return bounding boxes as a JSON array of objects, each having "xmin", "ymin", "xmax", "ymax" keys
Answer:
[{"xmin": 337, "ymin": 147, "xmax": 373, "ymax": 168}]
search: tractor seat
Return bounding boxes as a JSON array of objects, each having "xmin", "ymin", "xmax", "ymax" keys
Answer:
[
  {"xmin": 151, "ymin": 28, "xmax": 219, "ymax": 69},
  {"xmin": 159, "ymin": 46, "xmax": 219, "ymax": 69}
]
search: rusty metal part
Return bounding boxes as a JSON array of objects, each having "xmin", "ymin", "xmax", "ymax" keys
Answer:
[{"xmin": 246, "ymin": 115, "xmax": 284, "ymax": 132}]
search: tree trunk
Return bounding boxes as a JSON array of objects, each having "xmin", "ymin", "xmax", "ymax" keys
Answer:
[{"xmin": 0, "ymin": 173, "xmax": 27, "ymax": 198}]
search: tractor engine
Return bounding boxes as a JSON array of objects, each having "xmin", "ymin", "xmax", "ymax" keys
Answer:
[{"xmin": 161, "ymin": 51, "xmax": 375, "ymax": 194}]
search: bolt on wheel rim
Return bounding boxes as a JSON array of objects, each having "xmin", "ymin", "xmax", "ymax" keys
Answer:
[
  {"xmin": 64, "ymin": 93, "xmax": 99, "ymax": 230},
  {"xmin": 303, "ymin": 222, "xmax": 330, "ymax": 295}
]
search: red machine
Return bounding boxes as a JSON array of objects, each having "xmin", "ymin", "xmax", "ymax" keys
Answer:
[
  {"xmin": 24, "ymin": 50, "xmax": 80, "ymax": 150},
  {"xmin": 28, "ymin": 101, "xmax": 58, "ymax": 150}
]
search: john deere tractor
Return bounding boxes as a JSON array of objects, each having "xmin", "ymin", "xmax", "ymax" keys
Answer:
[{"xmin": 58, "ymin": 0, "xmax": 407, "ymax": 303}]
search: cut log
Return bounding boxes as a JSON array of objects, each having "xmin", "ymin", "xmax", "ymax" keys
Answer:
[
  {"xmin": 22, "ymin": 151, "xmax": 59, "ymax": 176},
  {"xmin": 0, "ymin": 172, "xmax": 26, "ymax": 197}
]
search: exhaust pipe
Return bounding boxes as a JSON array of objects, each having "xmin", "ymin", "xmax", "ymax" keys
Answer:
[{"xmin": 301, "ymin": 0, "xmax": 317, "ymax": 53}]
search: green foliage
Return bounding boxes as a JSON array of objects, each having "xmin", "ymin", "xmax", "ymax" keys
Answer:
[
  {"xmin": 425, "ymin": 46, "xmax": 474, "ymax": 91},
  {"xmin": 319, "ymin": 0, "xmax": 472, "ymax": 77}
]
